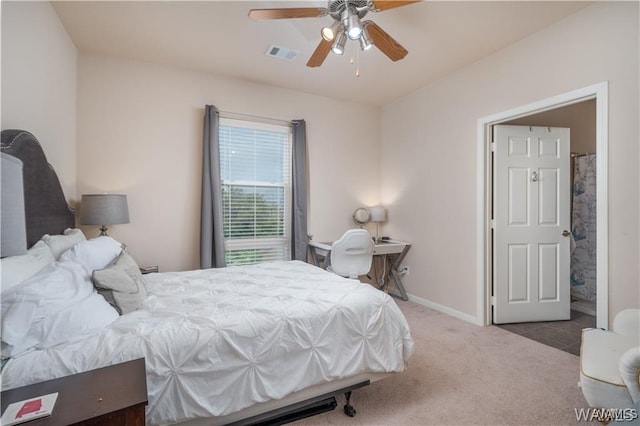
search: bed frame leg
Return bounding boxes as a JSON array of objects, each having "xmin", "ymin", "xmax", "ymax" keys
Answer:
[{"xmin": 343, "ymin": 391, "xmax": 357, "ymax": 417}]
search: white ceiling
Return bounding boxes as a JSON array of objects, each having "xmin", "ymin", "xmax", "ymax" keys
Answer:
[{"xmin": 52, "ymin": 1, "xmax": 592, "ymax": 106}]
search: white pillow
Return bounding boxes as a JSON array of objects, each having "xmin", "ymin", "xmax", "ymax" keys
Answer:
[
  {"xmin": 43, "ymin": 228, "xmax": 86, "ymax": 259},
  {"xmin": 59, "ymin": 236, "xmax": 123, "ymax": 273},
  {"xmin": 1, "ymin": 260, "xmax": 118, "ymax": 358},
  {"xmin": 0, "ymin": 240, "xmax": 55, "ymax": 293},
  {"xmin": 30, "ymin": 292, "xmax": 119, "ymax": 351}
]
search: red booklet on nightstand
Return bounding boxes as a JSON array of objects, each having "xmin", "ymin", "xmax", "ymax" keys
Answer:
[{"xmin": 1, "ymin": 392, "xmax": 58, "ymax": 425}]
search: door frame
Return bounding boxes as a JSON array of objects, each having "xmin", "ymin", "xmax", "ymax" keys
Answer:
[{"xmin": 476, "ymin": 81, "xmax": 609, "ymax": 328}]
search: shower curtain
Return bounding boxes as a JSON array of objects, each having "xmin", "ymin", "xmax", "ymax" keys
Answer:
[{"xmin": 570, "ymin": 154, "xmax": 597, "ymax": 301}]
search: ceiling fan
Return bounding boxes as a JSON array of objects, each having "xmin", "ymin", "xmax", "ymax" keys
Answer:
[{"xmin": 249, "ymin": 0, "xmax": 419, "ymax": 68}]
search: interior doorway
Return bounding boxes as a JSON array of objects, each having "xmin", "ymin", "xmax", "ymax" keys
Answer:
[
  {"xmin": 492, "ymin": 124, "xmax": 572, "ymax": 324},
  {"xmin": 476, "ymin": 82, "xmax": 609, "ymax": 330},
  {"xmin": 502, "ymin": 101, "xmax": 597, "ymax": 318}
]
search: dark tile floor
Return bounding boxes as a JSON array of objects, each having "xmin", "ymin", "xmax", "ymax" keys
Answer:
[{"xmin": 494, "ymin": 310, "xmax": 596, "ymax": 356}]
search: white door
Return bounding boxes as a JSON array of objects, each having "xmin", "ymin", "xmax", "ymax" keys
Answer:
[{"xmin": 493, "ymin": 125, "xmax": 571, "ymax": 324}]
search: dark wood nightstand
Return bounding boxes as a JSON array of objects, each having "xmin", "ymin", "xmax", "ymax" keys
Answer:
[
  {"xmin": 0, "ymin": 358, "xmax": 148, "ymax": 426},
  {"xmin": 139, "ymin": 266, "xmax": 158, "ymax": 275}
]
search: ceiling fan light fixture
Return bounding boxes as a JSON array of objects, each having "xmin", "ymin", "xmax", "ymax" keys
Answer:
[
  {"xmin": 343, "ymin": 7, "xmax": 363, "ymax": 40},
  {"xmin": 331, "ymin": 31, "xmax": 347, "ymax": 55},
  {"xmin": 359, "ymin": 28, "xmax": 373, "ymax": 51},
  {"xmin": 321, "ymin": 21, "xmax": 341, "ymax": 42},
  {"xmin": 347, "ymin": 22, "xmax": 363, "ymax": 40}
]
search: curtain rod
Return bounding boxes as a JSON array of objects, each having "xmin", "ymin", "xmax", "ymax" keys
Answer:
[{"xmin": 219, "ymin": 110, "xmax": 292, "ymax": 127}]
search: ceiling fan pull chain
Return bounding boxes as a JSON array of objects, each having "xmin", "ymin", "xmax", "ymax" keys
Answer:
[{"xmin": 346, "ymin": 39, "xmax": 360, "ymax": 77}]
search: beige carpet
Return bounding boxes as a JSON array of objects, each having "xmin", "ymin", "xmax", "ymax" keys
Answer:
[{"xmin": 297, "ymin": 300, "xmax": 591, "ymax": 425}]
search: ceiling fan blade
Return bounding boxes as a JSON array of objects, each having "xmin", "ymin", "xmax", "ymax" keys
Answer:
[
  {"xmin": 365, "ymin": 21, "xmax": 408, "ymax": 61},
  {"xmin": 249, "ymin": 8, "xmax": 327, "ymax": 20},
  {"xmin": 371, "ymin": 1, "xmax": 420, "ymax": 12},
  {"xmin": 306, "ymin": 39, "xmax": 332, "ymax": 68}
]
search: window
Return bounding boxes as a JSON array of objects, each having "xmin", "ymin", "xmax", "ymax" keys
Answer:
[{"xmin": 219, "ymin": 117, "xmax": 292, "ymax": 266}]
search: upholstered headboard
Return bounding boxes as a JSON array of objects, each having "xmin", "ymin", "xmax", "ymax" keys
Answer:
[{"xmin": 1, "ymin": 130, "xmax": 75, "ymax": 248}]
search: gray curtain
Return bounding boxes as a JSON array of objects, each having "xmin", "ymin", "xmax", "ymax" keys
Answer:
[
  {"xmin": 200, "ymin": 105, "xmax": 226, "ymax": 268},
  {"xmin": 291, "ymin": 120, "xmax": 308, "ymax": 261}
]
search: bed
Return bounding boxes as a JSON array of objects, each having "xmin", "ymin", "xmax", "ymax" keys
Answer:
[{"xmin": 0, "ymin": 130, "xmax": 414, "ymax": 425}]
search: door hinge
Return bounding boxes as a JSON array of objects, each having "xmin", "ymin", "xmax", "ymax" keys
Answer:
[
  {"xmin": 491, "ymin": 296, "xmax": 496, "ymax": 306},
  {"xmin": 490, "ymin": 219, "xmax": 496, "ymax": 229},
  {"xmin": 490, "ymin": 142, "xmax": 496, "ymax": 152}
]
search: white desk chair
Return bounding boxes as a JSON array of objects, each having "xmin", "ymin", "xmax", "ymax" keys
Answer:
[{"xmin": 328, "ymin": 229, "xmax": 374, "ymax": 279}]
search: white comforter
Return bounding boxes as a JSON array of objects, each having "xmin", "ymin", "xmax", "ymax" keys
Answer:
[{"xmin": 1, "ymin": 260, "xmax": 413, "ymax": 425}]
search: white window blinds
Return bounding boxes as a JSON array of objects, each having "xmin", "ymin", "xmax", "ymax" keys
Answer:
[{"xmin": 219, "ymin": 117, "xmax": 292, "ymax": 266}]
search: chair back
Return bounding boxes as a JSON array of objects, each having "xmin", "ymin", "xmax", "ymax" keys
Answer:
[{"xmin": 330, "ymin": 229, "xmax": 374, "ymax": 279}]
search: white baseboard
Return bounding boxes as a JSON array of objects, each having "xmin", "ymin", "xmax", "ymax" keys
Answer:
[{"xmin": 407, "ymin": 293, "xmax": 484, "ymax": 326}]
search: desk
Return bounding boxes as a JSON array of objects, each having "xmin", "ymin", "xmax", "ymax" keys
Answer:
[{"xmin": 308, "ymin": 240, "xmax": 411, "ymax": 301}]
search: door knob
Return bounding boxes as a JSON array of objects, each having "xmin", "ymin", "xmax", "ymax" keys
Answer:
[{"xmin": 562, "ymin": 230, "xmax": 571, "ymax": 237}]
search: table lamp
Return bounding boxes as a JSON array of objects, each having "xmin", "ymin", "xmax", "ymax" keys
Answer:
[
  {"xmin": 369, "ymin": 205, "xmax": 386, "ymax": 243},
  {"xmin": 79, "ymin": 194, "xmax": 130, "ymax": 236}
]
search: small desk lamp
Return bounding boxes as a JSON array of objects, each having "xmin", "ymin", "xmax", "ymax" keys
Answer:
[
  {"xmin": 369, "ymin": 205, "xmax": 386, "ymax": 243},
  {"xmin": 79, "ymin": 194, "xmax": 130, "ymax": 236}
]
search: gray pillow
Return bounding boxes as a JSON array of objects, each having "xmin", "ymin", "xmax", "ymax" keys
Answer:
[{"xmin": 92, "ymin": 251, "xmax": 147, "ymax": 315}]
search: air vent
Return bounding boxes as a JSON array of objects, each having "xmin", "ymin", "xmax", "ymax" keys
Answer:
[{"xmin": 266, "ymin": 44, "xmax": 298, "ymax": 61}]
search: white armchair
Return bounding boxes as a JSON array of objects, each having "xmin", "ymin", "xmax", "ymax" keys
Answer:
[{"xmin": 580, "ymin": 308, "xmax": 640, "ymax": 409}]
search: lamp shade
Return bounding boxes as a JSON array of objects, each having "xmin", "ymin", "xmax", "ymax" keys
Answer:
[
  {"xmin": 369, "ymin": 206, "xmax": 386, "ymax": 223},
  {"xmin": 1, "ymin": 154, "xmax": 27, "ymax": 257},
  {"xmin": 79, "ymin": 194, "xmax": 130, "ymax": 226}
]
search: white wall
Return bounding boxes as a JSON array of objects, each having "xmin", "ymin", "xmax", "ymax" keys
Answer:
[
  {"xmin": 1, "ymin": 1, "xmax": 77, "ymax": 201},
  {"xmin": 381, "ymin": 2, "xmax": 639, "ymax": 323},
  {"xmin": 77, "ymin": 53, "xmax": 381, "ymax": 271}
]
